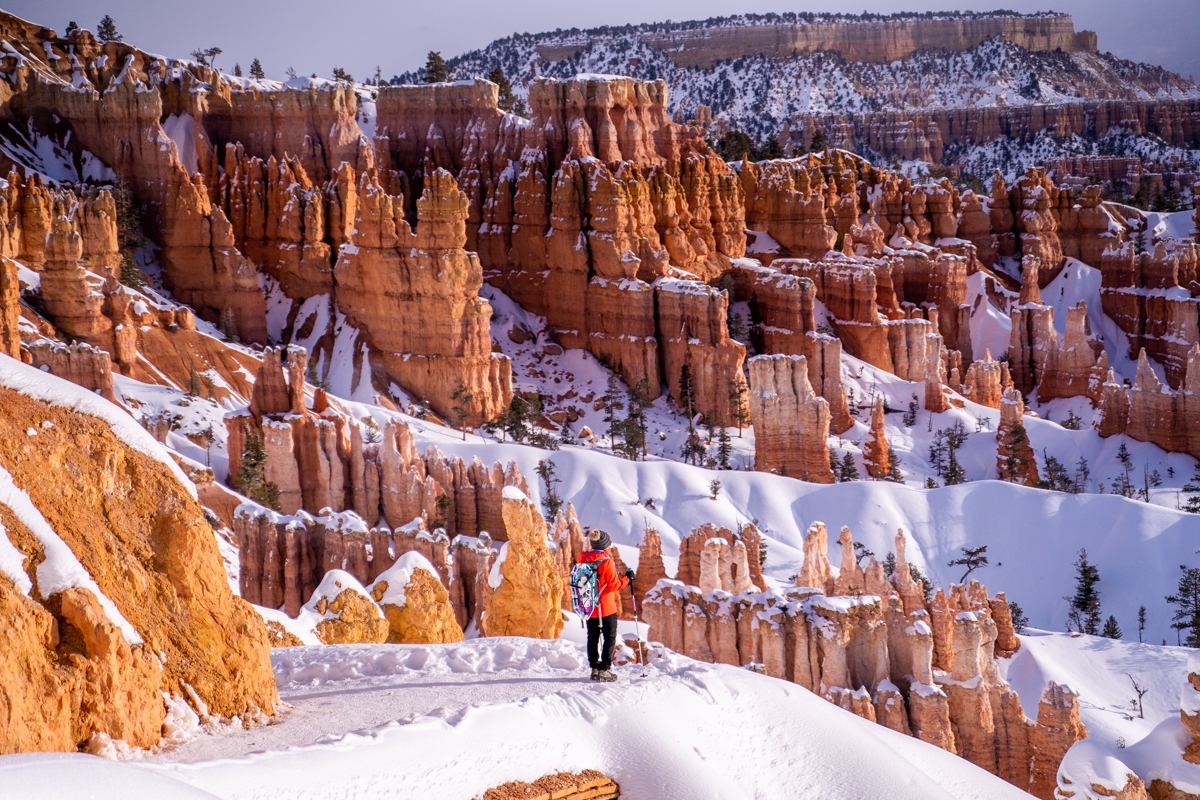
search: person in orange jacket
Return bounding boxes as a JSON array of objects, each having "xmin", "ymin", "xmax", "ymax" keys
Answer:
[{"xmin": 578, "ymin": 529, "xmax": 633, "ymax": 682}]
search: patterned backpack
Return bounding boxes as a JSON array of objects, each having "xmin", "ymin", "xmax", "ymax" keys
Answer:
[{"xmin": 569, "ymin": 555, "xmax": 608, "ymax": 623}]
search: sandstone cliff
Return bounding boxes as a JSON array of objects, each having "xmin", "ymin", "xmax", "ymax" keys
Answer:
[{"xmin": 0, "ymin": 357, "xmax": 276, "ymax": 753}]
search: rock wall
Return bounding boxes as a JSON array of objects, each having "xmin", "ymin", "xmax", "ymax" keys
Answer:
[
  {"xmin": 0, "ymin": 364, "xmax": 276, "ymax": 753},
  {"xmin": 747, "ymin": 354, "xmax": 834, "ymax": 482},
  {"xmin": 794, "ymin": 99, "xmax": 1200, "ymax": 164},
  {"xmin": 641, "ymin": 14, "xmax": 1094, "ymax": 68},
  {"xmin": 1094, "ymin": 347, "xmax": 1200, "ymax": 459}
]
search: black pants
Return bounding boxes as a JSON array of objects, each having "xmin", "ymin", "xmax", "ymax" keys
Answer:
[{"xmin": 586, "ymin": 613, "xmax": 618, "ymax": 671}]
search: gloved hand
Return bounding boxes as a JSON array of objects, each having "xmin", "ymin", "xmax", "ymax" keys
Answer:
[{"xmin": 625, "ymin": 568, "xmax": 635, "ymax": 580}]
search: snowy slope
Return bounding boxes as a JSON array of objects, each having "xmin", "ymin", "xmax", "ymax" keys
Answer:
[
  {"xmin": 134, "ymin": 640, "xmax": 1030, "ymax": 800},
  {"xmin": 1001, "ymin": 631, "xmax": 1190, "ymax": 747}
]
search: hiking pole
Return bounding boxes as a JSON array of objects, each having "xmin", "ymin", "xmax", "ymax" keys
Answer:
[{"xmin": 629, "ymin": 588, "xmax": 647, "ymax": 678}]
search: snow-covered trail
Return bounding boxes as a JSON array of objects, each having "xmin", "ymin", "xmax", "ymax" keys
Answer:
[
  {"xmin": 150, "ymin": 639, "xmax": 595, "ymax": 764},
  {"xmin": 137, "ymin": 639, "xmax": 1031, "ymax": 800}
]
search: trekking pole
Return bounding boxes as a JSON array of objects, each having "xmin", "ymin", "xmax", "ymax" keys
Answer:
[{"xmin": 629, "ymin": 588, "xmax": 647, "ymax": 678}]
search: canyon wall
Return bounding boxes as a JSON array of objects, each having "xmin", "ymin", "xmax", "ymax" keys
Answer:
[{"xmin": 630, "ymin": 14, "xmax": 1094, "ymax": 69}]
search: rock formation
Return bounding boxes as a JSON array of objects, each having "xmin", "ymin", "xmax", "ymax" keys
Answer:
[
  {"xmin": 747, "ymin": 354, "xmax": 835, "ymax": 482},
  {"xmin": 862, "ymin": 395, "xmax": 891, "ymax": 479},
  {"xmin": 1094, "ymin": 346, "xmax": 1200, "ymax": 460},
  {"xmin": 479, "ymin": 488, "xmax": 563, "ymax": 639},
  {"xmin": 481, "ymin": 771, "xmax": 620, "ymax": 800},
  {"xmin": 305, "ymin": 570, "xmax": 390, "ymax": 645},
  {"xmin": 642, "ymin": 520, "xmax": 1077, "ymax": 796},
  {"xmin": 996, "ymin": 388, "xmax": 1040, "ymax": 485},
  {"xmin": 369, "ymin": 552, "xmax": 464, "ymax": 644},
  {"xmin": 0, "ymin": 361, "xmax": 276, "ymax": 752}
]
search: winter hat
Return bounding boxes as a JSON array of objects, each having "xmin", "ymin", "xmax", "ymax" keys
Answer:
[{"xmin": 588, "ymin": 529, "xmax": 612, "ymax": 551}]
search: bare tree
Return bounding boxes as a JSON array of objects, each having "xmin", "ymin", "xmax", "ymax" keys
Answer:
[{"xmin": 1126, "ymin": 673, "xmax": 1148, "ymax": 719}]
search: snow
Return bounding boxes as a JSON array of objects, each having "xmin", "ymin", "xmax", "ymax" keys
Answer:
[
  {"xmin": 0, "ymin": 464, "xmax": 142, "ymax": 644},
  {"xmin": 0, "ymin": 520, "xmax": 32, "ymax": 595},
  {"xmin": 0, "ymin": 356, "xmax": 195, "ymax": 498},
  {"xmin": 999, "ymin": 630, "xmax": 1189, "ymax": 746},
  {"xmin": 161, "ymin": 113, "xmax": 198, "ymax": 173},
  {"xmin": 136, "ymin": 639, "xmax": 1030, "ymax": 800},
  {"xmin": 368, "ymin": 552, "xmax": 439, "ymax": 608},
  {"xmin": 0, "ymin": 753, "xmax": 221, "ymax": 799}
]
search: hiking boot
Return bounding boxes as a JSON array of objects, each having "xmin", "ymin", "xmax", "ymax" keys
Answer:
[
  {"xmin": 589, "ymin": 669, "xmax": 600, "ymax": 681},
  {"xmin": 595, "ymin": 669, "xmax": 618, "ymax": 683}
]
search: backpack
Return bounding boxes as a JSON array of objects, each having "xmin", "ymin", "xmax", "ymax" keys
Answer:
[{"xmin": 569, "ymin": 555, "xmax": 608, "ymax": 623}]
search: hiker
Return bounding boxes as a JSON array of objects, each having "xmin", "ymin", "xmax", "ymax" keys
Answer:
[{"xmin": 576, "ymin": 529, "xmax": 634, "ymax": 683}]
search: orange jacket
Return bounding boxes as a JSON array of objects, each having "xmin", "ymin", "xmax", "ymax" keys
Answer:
[{"xmin": 578, "ymin": 550, "xmax": 629, "ymax": 618}]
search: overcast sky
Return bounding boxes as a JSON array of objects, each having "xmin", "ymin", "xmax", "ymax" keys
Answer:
[{"xmin": 14, "ymin": 1, "xmax": 1200, "ymax": 83}]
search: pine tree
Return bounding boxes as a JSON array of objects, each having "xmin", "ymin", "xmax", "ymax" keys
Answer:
[
  {"xmin": 1074, "ymin": 456, "xmax": 1091, "ymax": 494},
  {"xmin": 96, "ymin": 15, "xmax": 122, "ymax": 43},
  {"xmin": 1167, "ymin": 566, "xmax": 1200, "ymax": 647},
  {"xmin": 487, "ymin": 67, "xmax": 515, "ymax": 111},
  {"xmin": 503, "ymin": 395, "xmax": 530, "ymax": 443},
  {"xmin": 536, "ymin": 459, "xmax": 563, "ymax": 519},
  {"xmin": 1138, "ymin": 605, "xmax": 1146, "ymax": 643},
  {"xmin": 716, "ymin": 423, "xmax": 732, "ymax": 469},
  {"xmin": 602, "ymin": 373, "xmax": 625, "ymax": 454},
  {"xmin": 623, "ymin": 378, "xmax": 651, "ymax": 459},
  {"xmin": 332, "ymin": 66, "xmax": 353, "ymax": 82},
  {"xmin": 1009, "ymin": 601, "xmax": 1029, "ymax": 634},
  {"xmin": 1037, "ymin": 451, "xmax": 1076, "ymax": 492},
  {"xmin": 1181, "ymin": 461, "xmax": 1200, "ymax": 513},
  {"xmin": 759, "ymin": 134, "xmax": 785, "ymax": 160},
  {"xmin": 840, "ymin": 451, "xmax": 859, "ymax": 482},
  {"xmin": 220, "ymin": 308, "xmax": 237, "ymax": 342},
  {"xmin": 678, "ymin": 364, "xmax": 696, "ymax": 418},
  {"xmin": 709, "ymin": 479, "xmax": 722, "ymax": 500},
  {"xmin": 1060, "ymin": 410, "xmax": 1082, "ymax": 430},
  {"xmin": 729, "ymin": 374, "xmax": 750, "ymax": 437},
  {"xmin": 809, "ymin": 129, "xmax": 827, "ymax": 152},
  {"xmin": 434, "ymin": 492, "xmax": 455, "ymax": 532},
  {"xmin": 424, "ymin": 51, "xmax": 449, "ymax": 83},
  {"xmin": 1066, "ymin": 548, "xmax": 1102, "ymax": 635},
  {"xmin": 908, "ymin": 563, "xmax": 933, "ymax": 603},
  {"xmin": 884, "ymin": 451, "xmax": 904, "ymax": 483},
  {"xmin": 882, "ymin": 552, "xmax": 898, "ymax": 576},
  {"xmin": 559, "ymin": 419, "xmax": 572, "ymax": 446},
  {"xmin": 190, "ymin": 47, "xmax": 223, "ymax": 69},
  {"xmin": 65, "ymin": 21, "xmax": 80, "ymax": 37},
  {"xmin": 249, "ymin": 58, "xmax": 265, "ymax": 79},
  {"xmin": 682, "ymin": 427, "xmax": 704, "ymax": 466},
  {"xmin": 450, "ymin": 380, "xmax": 473, "ymax": 441},
  {"xmin": 1101, "ymin": 615, "xmax": 1123, "ymax": 639},
  {"xmin": 235, "ymin": 430, "xmax": 280, "ymax": 511},
  {"xmin": 948, "ymin": 545, "xmax": 988, "ymax": 583},
  {"xmin": 233, "ymin": 63, "xmax": 242, "ymax": 77}
]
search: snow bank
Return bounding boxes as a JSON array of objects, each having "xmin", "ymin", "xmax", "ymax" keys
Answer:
[
  {"xmin": 0, "ymin": 465, "xmax": 142, "ymax": 644},
  {"xmin": 0, "ymin": 356, "xmax": 195, "ymax": 498},
  {"xmin": 0, "ymin": 753, "xmax": 220, "ymax": 799},
  {"xmin": 147, "ymin": 639, "xmax": 1031, "ymax": 800}
]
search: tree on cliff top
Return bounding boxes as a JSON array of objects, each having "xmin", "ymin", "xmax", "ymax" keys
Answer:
[
  {"xmin": 424, "ymin": 52, "xmax": 450, "ymax": 83},
  {"xmin": 96, "ymin": 15, "xmax": 122, "ymax": 43},
  {"xmin": 948, "ymin": 545, "xmax": 988, "ymax": 583},
  {"xmin": 190, "ymin": 46, "xmax": 223, "ymax": 70},
  {"xmin": 249, "ymin": 58, "xmax": 265, "ymax": 80},
  {"xmin": 64, "ymin": 21, "xmax": 80, "ymax": 37},
  {"xmin": 487, "ymin": 67, "xmax": 515, "ymax": 111}
]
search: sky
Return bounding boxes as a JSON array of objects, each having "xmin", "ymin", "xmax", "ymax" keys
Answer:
[{"xmin": 15, "ymin": 1, "xmax": 1200, "ymax": 83}]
